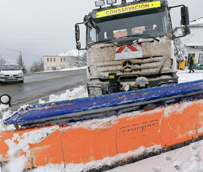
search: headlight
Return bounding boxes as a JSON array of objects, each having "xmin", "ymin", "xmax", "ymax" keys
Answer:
[
  {"xmin": 0, "ymin": 94, "xmax": 11, "ymax": 105},
  {"xmin": 107, "ymin": 0, "xmax": 117, "ymax": 5},
  {"xmin": 0, "ymin": 72, "xmax": 4, "ymax": 76},
  {"xmin": 18, "ymin": 72, "xmax": 23, "ymax": 76}
]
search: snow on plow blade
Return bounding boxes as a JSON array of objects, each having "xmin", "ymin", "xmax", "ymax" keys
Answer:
[
  {"xmin": 4, "ymin": 79, "xmax": 203, "ymax": 126},
  {"xmin": 1, "ymin": 80, "xmax": 203, "ymax": 171}
]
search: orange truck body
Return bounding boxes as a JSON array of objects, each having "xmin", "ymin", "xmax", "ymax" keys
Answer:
[{"xmin": 0, "ymin": 98, "xmax": 203, "ymax": 170}]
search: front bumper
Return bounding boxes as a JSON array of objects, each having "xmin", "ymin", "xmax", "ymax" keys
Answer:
[
  {"xmin": 0, "ymin": 76, "xmax": 24, "ymax": 83},
  {"xmin": 87, "ymin": 73, "xmax": 179, "ymax": 96}
]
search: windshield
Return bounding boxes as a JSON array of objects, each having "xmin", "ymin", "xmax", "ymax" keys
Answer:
[
  {"xmin": 87, "ymin": 9, "xmax": 169, "ymax": 45},
  {"xmin": 2, "ymin": 65, "xmax": 21, "ymax": 71}
]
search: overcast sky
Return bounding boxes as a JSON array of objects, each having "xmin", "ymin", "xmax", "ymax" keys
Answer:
[{"xmin": 0, "ymin": 0, "xmax": 202, "ymax": 67}]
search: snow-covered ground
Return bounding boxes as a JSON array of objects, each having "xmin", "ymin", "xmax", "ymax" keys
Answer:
[
  {"xmin": 178, "ymin": 69, "xmax": 203, "ymax": 83},
  {"xmin": 107, "ymin": 141, "xmax": 203, "ymax": 172},
  {"xmin": 1, "ymin": 69, "xmax": 203, "ymax": 172},
  {"xmin": 58, "ymin": 49, "xmax": 84, "ymax": 57},
  {"xmin": 43, "ymin": 66, "xmax": 86, "ymax": 73}
]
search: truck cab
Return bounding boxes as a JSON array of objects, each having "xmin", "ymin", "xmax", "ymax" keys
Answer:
[{"xmin": 75, "ymin": 0, "xmax": 190, "ymax": 97}]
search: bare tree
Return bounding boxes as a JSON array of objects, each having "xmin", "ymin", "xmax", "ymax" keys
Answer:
[
  {"xmin": 30, "ymin": 59, "xmax": 44, "ymax": 73},
  {"xmin": 0, "ymin": 56, "xmax": 6, "ymax": 70}
]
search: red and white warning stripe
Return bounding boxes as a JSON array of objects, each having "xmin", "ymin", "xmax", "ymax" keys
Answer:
[{"xmin": 115, "ymin": 44, "xmax": 143, "ymax": 60}]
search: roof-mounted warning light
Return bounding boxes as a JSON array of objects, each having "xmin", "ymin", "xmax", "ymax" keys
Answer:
[
  {"xmin": 95, "ymin": 0, "xmax": 105, "ymax": 8},
  {"xmin": 107, "ymin": 0, "xmax": 117, "ymax": 5}
]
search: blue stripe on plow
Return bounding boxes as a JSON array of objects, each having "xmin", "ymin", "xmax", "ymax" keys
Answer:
[{"xmin": 4, "ymin": 80, "xmax": 203, "ymax": 125}]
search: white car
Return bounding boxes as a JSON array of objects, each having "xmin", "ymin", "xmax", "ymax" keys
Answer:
[{"xmin": 0, "ymin": 63, "xmax": 24, "ymax": 84}]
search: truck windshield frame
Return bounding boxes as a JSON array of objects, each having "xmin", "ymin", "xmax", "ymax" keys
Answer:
[{"xmin": 87, "ymin": 7, "xmax": 170, "ymax": 45}]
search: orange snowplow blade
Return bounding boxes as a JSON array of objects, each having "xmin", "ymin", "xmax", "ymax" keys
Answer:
[{"xmin": 1, "ymin": 99, "xmax": 203, "ymax": 169}]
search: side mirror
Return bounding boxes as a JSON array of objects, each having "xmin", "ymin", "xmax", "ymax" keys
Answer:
[
  {"xmin": 181, "ymin": 6, "xmax": 190, "ymax": 26},
  {"xmin": 76, "ymin": 42, "xmax": 81, "ymax": 50},
  {"xmin": 170, "ymin": 5, "xmax": 191, "ymax": 39},
  {"xmin": 0, "ymin": 94, "xmax": 11, "ymax": 107},
  {"xmin": 75, "ymin": 22, "xmax": 86, "ymax": 50},
  {"xmin": 75, "ymin": 24, "xmax": 80, "ymax": 42}
]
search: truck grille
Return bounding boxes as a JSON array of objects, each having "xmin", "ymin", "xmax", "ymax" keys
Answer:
[{"xmin": 96, "ymin": 56, "xmax": 167, "ymax": 78}]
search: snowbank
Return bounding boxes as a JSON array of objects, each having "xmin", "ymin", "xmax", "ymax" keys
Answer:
[
  {"xmin": 59, "ymin": 66, "xmax": 87, "ymax": 71},
  {"xmin": 43, "ymin": 66, "xmax": 87, "ymax": 73},
  {"xmin": 39, "ymin": 85, "xmax": 88, "ymax": 104}
]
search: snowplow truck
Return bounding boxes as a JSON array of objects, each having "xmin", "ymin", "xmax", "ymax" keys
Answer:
[
  {"xmin": 0, "ymin": 1, "xmax": 193, "ymax": 172},
  {"xmin": 75, "ymin": 0, "xmax": 190, "ymax": 97}
]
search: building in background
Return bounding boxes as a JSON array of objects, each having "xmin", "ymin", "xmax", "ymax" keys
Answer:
[
  {"xmin": 175, "ymin": 17, "xmax": 203, "ymax": 65},
  {"xmin": 43, "ymin": 50, "xmax": 85, "ymax": 71}
]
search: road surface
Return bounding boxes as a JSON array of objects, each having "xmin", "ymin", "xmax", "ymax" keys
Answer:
[{"xmin": 0, "ymin": 68, "xmax": 87, "ymax": 109}]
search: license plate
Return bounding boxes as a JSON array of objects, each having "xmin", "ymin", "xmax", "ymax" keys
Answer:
[{"xmin": 8, "ymin": 77, "xmax": 15, "ymax": 79}]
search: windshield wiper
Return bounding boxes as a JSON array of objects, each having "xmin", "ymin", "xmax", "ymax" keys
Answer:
[
  {"xmin": 139, "ymin": 34, "xmax": 160, "ymax": 42},
  {"xmin": 126, "ymin": 34, "xmax": 160, "ymax": 42},
  {"xmin": 89, "ymin": 38, "xmax": 117, "ymax": 47},
  {"xmin": 96, "ymin": 38, "xmax": 114, "ymax": 44}
]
